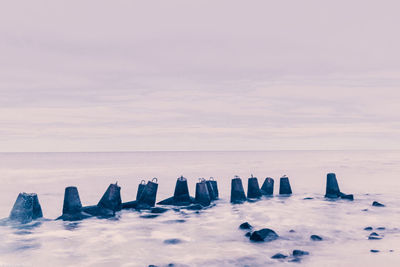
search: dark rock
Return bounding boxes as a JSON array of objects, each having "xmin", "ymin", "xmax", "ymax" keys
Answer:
[
  {"xmin": 370, "ymin": 249, "xmax": 380, "ymax": 253},
  {"xmin": 271, "ymin": 253, "xmax": 287, "ymax": 259},
  {"xmin": 377, "ymin": 227, "xmax": 386, "ymax": 230},
  {"xmin": 164, "ymin": 238, "xmax": 182, "ymax": 245},
  {"xmin": 151, "ymin": 207, "xmax": 169, "ymax": 214},
  {"xmin": 9, "ymin": 193, "xmax": 43, "ymax": 224},
  {"xmin": 368, "ymin": 232, "xmax": 382, "ymax": 240},
  {"xmin": 303, "ymin": 197, "xmax": 313, "ymax": 200},
  {"xmin": 140, "ymin": 214, "xmax": 159, "ymax": 219},
  {"xmin": 164, "ymin": 219, "xmax": 186, "ymax": 224},
  {"xmin": 310, "ymin": 235, "xmax": 323, "ymax": 241},
  {"xmin": 231, "ymin": 176, "xmax": 246, "ymax": 203},
  {"xmin": 372, "ymin": 201, "xmax": 385, "ymax": 207},
  {"xmin": 261, "ymin": 177, "xmax": 274, "ymax": 196},
  {"xmin": 289, "ymin": 229, "xmax": 296, "ymax": 233},
  {"xmin": 364, "ymin": 226, "xmax": 373, "ymax": 231},
  {"xmin": 293, "ymin": 250, "xmax": 309, "ymax": 257},
  {"xmin": 249, "ymin": 228, "xmax": 279, "ymax": 242},
  {"xmin": 239, "ymin": 222, "xmax": 252, "ymax": 230},
  {"xmin": 245, "ymin": 232, "xmax": 251, "ymax": 237},
  {"xmin": 279, "ymin": 176, "xmax": 292, "ymax": 195},
  {"xmin": 362, "ymin": 209, "xmax": 369, "ymax": 212},
  {"xmin": 247, "ymin": 175, "xmax": 262, "ymax": 198}
]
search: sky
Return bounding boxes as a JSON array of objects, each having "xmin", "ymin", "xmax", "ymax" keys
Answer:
[{"xmin": 0, "ymin": 0, "xmax": 399, "ymax": 152}]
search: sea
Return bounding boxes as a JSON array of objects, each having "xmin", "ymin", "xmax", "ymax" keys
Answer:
[{"xmin": 0, "ymin": 150, "xmax": 399, "ymax": 267}]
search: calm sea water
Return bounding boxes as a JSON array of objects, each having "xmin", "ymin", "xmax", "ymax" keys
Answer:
[{"xmin": 0, "ymin": 151, "xmax": 399, "ymax": 266}]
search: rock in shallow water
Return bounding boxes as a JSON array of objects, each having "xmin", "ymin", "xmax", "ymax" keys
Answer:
[
  {"xmin": 310, "ymin": 235, "xmax": 323, "ymax": 241},
  {"xmin": 239, "ymin": 222, "xmax": 252, "ymax": 230},
  {"xmin": 293, "ymin": 250, "xmax": 309, "ymax": 257},
  {"xmin": 271, "ymin": 253, "xmax": 287, "ymax": 259},
  {"xmin": 368, "ymin": 232, "xmax": 382, "ymax": 240},
  {"xmin": 249, "ymin": 228, "xmax": 279, "ymax": 242},
  {"xmin": 372, "ymin": 201, "xmax": 385, "ymax": 207},
  {"xmin": 370, "ymin": 249, "xmax": 380, "ymax": 253},
  {"xmin": 164, "ymin": 238, "xmax": 182, "ymax": 245}
]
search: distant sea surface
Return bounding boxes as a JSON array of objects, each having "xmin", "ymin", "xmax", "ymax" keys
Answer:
[{"xmin": 0, "ymin": 151, "xmax": 400, "ymax": 266}]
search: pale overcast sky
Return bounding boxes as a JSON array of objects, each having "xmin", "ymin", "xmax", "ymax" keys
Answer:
[{"xmin": 0, "ymin": 0, "xmax": 399, "ymax": 152}]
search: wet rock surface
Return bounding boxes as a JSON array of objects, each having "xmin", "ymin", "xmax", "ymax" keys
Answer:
[
  {"xmin": 293, "ymin": 250, "xmax": 309, "ymax": 257},
  {"xmin": 249, "ymin": 228, "xmax": 279, "ymax": 242},
  {"xmin": 372, "ymin": 201, "xmax": 385, "ymax": 207},
  {"xmin": 239, "ymin": 222, "xmax": 252, "ymax": 230},
  {"xmin": 310, "ymin": 234, "xmax": 323, "ymax": 241},
  {"xmin": 271, "ymin": 253, "xmax": 287, "ymax": 259}
]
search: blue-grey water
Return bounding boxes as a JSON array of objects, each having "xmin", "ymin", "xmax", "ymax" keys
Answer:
[{"xmin": 0, "ymin": 151, "xmax": 399, "ymax": 266}]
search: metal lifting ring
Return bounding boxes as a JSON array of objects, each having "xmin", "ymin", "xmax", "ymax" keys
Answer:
[
  {"xmin": 140, "ymin": 180, "xmax": 146, "ymax": 185},
  {"xmin": 152, "ymin": 177, "xmax": 158, "ymax": 183},
  {"xmin": 209, "ymin": 177, "xmax": 214, "ymax": 181}
]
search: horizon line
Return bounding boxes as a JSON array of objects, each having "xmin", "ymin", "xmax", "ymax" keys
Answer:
[{"xmin": 0, "ymin": 149, "xmax": 399, "ymax": 153}]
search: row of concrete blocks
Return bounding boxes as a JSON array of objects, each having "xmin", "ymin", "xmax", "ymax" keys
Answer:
[{"xmin": 7, "ymin": 173, "xmax": 352, "ymax": 224}]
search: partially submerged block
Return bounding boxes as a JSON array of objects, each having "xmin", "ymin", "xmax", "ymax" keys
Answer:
[
  {"xmin": 157, "ymin": 176, "xmax": 194, "ymax": 206},
  {"xmin": 279, "ymin": 176, "xmax": 292, "ymax": 195},
  {"xmin": 247, "ymin": 175, "xmax": 262, "ymax": 198},
  {"xmin": 83, "ymin": 183, "xmax": 122, "ymax": 217},
  {"xmin": 136, "ymin": 178, "xmax": 158, "ymax": 208},
  {"xmin": 209, "ymin": 177, "xmax": 219, "ymax": 199},
  {"xmin": 58, "ymin": 186, "xmax": 91, "ymax": 221},
  {"xmin": 205, "ymin": 180, "xmax": 216, "ymax": 200},
  {"xmin": 261, "ymin": 177, "xmax": 274, "ymax": 195},
  {"xmin": 9, "ymin": 193, "xmax": 43, "ymax": 224},
  {"xmin": 136, "ymin": 180, "xmax": 146, "ymax": 200},
  {"xmin": 195, "ymin": 179, "xmax": 211, "ymax": 206},
  {"xmin": 231, "ymin": 176, "xmax": 246, "ymax": 203},
  {"xmin": 325, "ymin": 173, "xmax": 354, "ymax": 200}
]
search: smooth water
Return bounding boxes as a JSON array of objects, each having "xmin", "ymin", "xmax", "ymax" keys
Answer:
[{"xmin": 0, "ymin": 151, "xmax": 399, "ymax": 266}]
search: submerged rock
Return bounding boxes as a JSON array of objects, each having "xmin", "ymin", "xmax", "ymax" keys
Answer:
[
  {"xmin": 376, "ymin": 227, "xmax": 386, "ymax": 230},
  {"xmin": 310, "ymin": 235, "xmax": 323, "ymax": 241},
  {"xmin": 239, "ymin": 222, "xmax": 252, "ymax": 230},
  {"xmin": 372, "ymin": 201, "xmax": 385, "ymax": 207},
  {"xmin": 293, "ymin": 250, "xmax": 309, "ymax": 257},
  {"xmin": 368, "ymin": 232, "xmax": 382, "ymax": 240},
  {"xmin": 164, "ymin": 238, "xmax": 182, "ymax": 245},
  {"xmin": 151, "ymin": 207, "xmax": 169, "ymax": 214},
  {"xmin": 364, "ymin": 226, "xmax": 373, "ymax": 231},
  {"xmin": 249, "ymin": 228, "xmax": 279, "ymax": 242},
  {"xmin": 370, "ymin": 249, "xmax": 380, "ymax": 253},
  {"xmin": 271, "ymin": 253, "xmax": 287, "ymax": 259}
]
